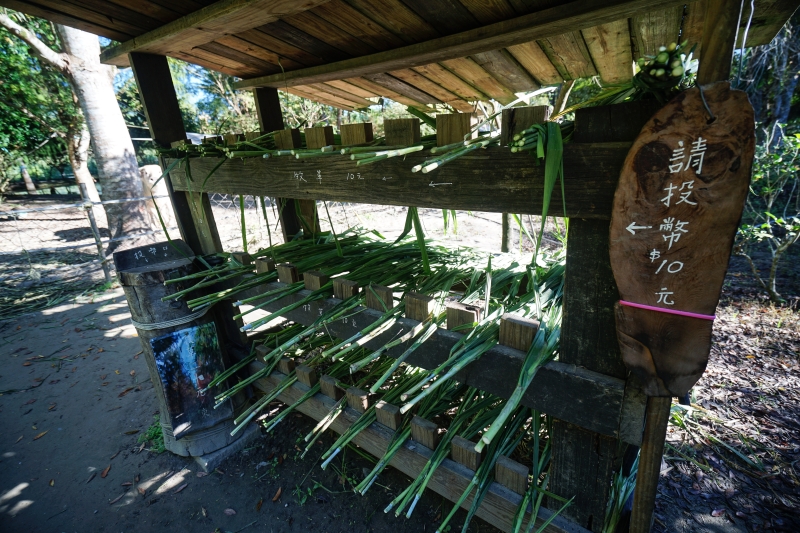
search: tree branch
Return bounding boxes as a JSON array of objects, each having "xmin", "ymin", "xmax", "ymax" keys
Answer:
[{"xmin": 0, "ymin": 13, "xmax": 70, "ymax": 73}]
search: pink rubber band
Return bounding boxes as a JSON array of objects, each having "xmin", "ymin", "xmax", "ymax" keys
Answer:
[{"xmin": 619, "ymin": 300, "xmax": 716, "ymax": 321}]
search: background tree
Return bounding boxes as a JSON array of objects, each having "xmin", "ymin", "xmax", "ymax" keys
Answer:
[{"xmin": 0, "ymin": 10, "xmax": 152, "ymax": 251}]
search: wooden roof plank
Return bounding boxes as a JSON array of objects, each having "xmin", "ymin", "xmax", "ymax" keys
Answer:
[
  {"xmin": 234, "ymin": 0, "xmax": 687, "ymax": 90},
  {"xmin": 412, "ymin": 62, "xmax": 488, "ymax": 100},
  {"xmin": 214, "ymin": 34, "xmax": 304, "ymax": 70},
  {"xmin": 282, "ymin": 10, "xmax": 378, "ymax": 57},
  {"xmin": 325, "ymin": 79, "xmax": 379, "ymax": 99},
  {"xmin": 400, "ymin": 0, "xmax": 481, "ymax": 35},
  {"xmin": 237, "ymin": 28, "xmax": 326, "ymax": 67},
  {"xmin": 100, "ymin": 0, "xmax": 333, "ymax": 66},
  {"xmin": 441, "ymin": 57, "xmax": 518, "ymax": 104},
  {"xmin": 344, "ymin": 77, "xmax": 429, "ymax": 108},
  {"xmin": 286, "ymin": 86, "xmax": 357, "ymax": 110},
  {"xmin": 200, "ymin": 40, "xmax": 283, "ymax": 73},
  {"xmin": 306, "ymin": 82, "xmax": 376, "ymax": 107},
  {"xmin": 345, "ymin": 0, "xmax": 440, "ymax": 44},
  {"xmin": 388, "ymin": 68, "xmax": 475, "ymax": 112},
  {"xmin": 745, "ymin": 0, "xmax": 800, "ymax": 47},
  {"xmin": 362, "ymin": 73, "xmax": 442, "ymax": 105},
  {"xmin": 459, "ymin": 0, "xmax": 518, "ymax": 24},
  {"xmin": 256, "ymin": 19, "xmax": 351, "ymax": 64},
  {"xmin": 0, "ymin": 0, "xmax": 133, "ymax": 40},
  {"xmin": 630, "ymin": 5, "xmax": 683, "ymax": 58},
  {"xmin": 581, "ymin": 20, "xmax": 633, "ymax": 84},
  {"xmin": 310, "ymin": 0, "xmax": 405, "ymax": 51},
  {"xmin": 506, "ymin": 41, "xmax": 564, "ymax": 85},
  {"xmin": 34, "ymin": 0, "xmax": 150, "ymax": 35},
  {"xmin": 106, "ymin": 0, "xmax": 186, "ymax": 23},
  {"xmin": 471, "ymin": 49, "xmax": 540, "ymax": 92},
  {"xmin": 189, "ymin": 45, "xmax": 263, "ymax": 76},
  {"xmin": 538, "ymin": 31, "xmax": 598, "ymax": 80}
]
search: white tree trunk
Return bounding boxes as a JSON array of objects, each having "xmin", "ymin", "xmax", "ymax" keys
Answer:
[{"xmin": 56, "ymin": 25, "xmax": 152, "ymax": 251}]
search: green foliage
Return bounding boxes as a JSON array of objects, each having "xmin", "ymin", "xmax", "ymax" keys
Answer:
[
  {"xmin": 138, "ymin": 415, "xmax": 166, "ymax": 453},
  {"xmin": 0, "ymin": 12, "xmax": 79, "ymax": 185},
  {"xmin": 735, "ymin": 131, "xmax": 800, "ymax": 302}
]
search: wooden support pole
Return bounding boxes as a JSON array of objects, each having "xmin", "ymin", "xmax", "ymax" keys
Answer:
[
  {"xmin": 451, "ymin": 436, "xmax": 483, "ymax": 471},
  {"xmin": 303, "ymin": 271, "xmax": 330, "ymax": 291},
  {"xmin": 295, "ymin": 364, "xmax": 318, "ymax": 387},
  {"xmin": 411, "ymin": 415, "xmax": 440, "ymax": 450},
  {"xmin": 495, "ymin": 456, "xmax": 529, "ymax": 495},
  {"xmin": 629, "ymin": 397, "xmax": 672, "ymax": 533},
  {"xmin": 253, "ymin": 86, "xmax": 318, "ymax": 240},
  {"xmin": 129, "ymin": 52, "xmax": 222, "ymax": 257},
  {"xmin": 276, "ymin": 263, "xmax": 300, "ymax": 284},
  {"xmin": 346, "ymin": 387, "xmax": 370, "ymax": 413},
  {"xmin": 333, "ymin": 278, "xmax": 360, "ymax": 300},
  {"xmin": 446, "ymin": 301, "xmax": 482, "ymax": 330},
  {"xmin": 436, "ymin": 113, "xmax": 476, "ymax": 146},
  {"xmin": 405, "ymin": 292, "xmax": 435, "ymax": 322},
  {"xmin": 501, "ymin": 213, "xmax": 511, "ymax": 252},
  {"xmin": 375, "ymin": 401, "xmax": 402, "ymax": 430},
  {"xmin": 384, "ymin": 118, "xmax": 420, "ymax": 146},
  {"xmin": 365, "ymin": 284, "xmax": 394, "ymax": 311},
  {"xmin": 696, "ymin": 0, "xmax": 743, "ymax": 85},
  {"xmin": 319, "ymin": 375, "xmax": 343, "ymax": 400}
]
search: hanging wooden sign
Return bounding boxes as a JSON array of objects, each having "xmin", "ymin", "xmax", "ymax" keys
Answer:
[{"xmin": 609, "ymin": 82, "xmax": 755, "ymax": 397}]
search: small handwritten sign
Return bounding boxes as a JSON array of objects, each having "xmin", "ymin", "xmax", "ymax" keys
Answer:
[{"xmin": 609, "ymin": 82, "xmax": 755, "ymax": 397}]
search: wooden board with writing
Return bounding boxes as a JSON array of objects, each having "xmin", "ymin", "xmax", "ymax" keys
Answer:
[{"xmin": 609, "ymin": 82, "xmax": 755, "ymax": 397}]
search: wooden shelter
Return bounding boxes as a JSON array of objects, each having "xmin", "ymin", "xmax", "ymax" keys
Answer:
[{"xmin": 3, "ymin": 0, "xmax": 797, "ymax": 532}]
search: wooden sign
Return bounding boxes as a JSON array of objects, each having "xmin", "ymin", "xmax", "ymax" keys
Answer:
[{"xmin": 609, "ymin": 82, "xmax": 755, "ymax": 397}]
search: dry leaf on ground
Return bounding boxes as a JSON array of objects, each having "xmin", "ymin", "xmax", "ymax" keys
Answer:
[
  {"xmin": 224, "ymin": 508, "xmax": 236, "ymax": 516},
  {"xmin": 272, "ymin": 487, "xmax": 282, "ymax": 501},
  {"xmin": 33, "ymin": 431, "xmax": 47, "ymax": 440},
  {"xmin": 173, "ymin": 483, "xmax": 187, "ymax": 494},
  {"xmin": 101, "ymin": 465, "xmax": 111, "ymax": 478}
]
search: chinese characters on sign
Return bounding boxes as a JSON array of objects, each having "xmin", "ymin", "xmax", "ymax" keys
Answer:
[
  {"xmin": 132, "ymin": 245, "xmax": 171, "ymax": 264},
  {"xmin": 639, "ymin": 137, "xmax": 706, "ymax": 306}
]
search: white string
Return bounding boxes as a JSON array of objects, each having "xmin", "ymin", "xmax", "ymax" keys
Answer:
[{"xmin": 130, "ymin": 306, "xmax": 210, "ymax": 331}]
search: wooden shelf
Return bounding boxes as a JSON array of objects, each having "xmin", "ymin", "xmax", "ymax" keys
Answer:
[
  {"xmin": 239, "ymin": 282, "xmax": 646, "ymax": 445},
  {"xmin": 251, "ymin": 367, "xmax": 592, "ymax": 533},
  {"xmin": 167, "ymin": 143, "xmax": 631, "ymax": 219}
]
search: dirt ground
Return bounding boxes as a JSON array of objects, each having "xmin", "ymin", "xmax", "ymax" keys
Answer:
[{"xmin": 1, "ymin": 197, "xmax": 798, "ymax": 533}]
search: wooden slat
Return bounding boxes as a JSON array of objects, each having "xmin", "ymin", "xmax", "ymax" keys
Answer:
[
  {"xmin": 345, "ymin": 77, "xmax": 428, "ymax": 108},
  {"xmin": 101, "ymin": 0, "xmax": 332, "ymax": 66},
  {"xmin": 58, "ymin": 0, "xmax": 165, "ymax": 31},
  {"xmin": 0, "ymin": 0, "xmax": 131, "ymax": 40},
  {"xmin": 460, "ymin": 0, "xmax": 518, "ymax": 24},
  {"xmin": 506, "ymin": 41, "xmax": 564, "ymax": 85},
  {"xmin": 106, "ymin": 0, "xmax": 186, "ymax": 23},
  {"xmin": 362, "ymin": 73, "xmax": 442, "ymax": 105},
  {"xmin": 345, "ymin": 0, "xmax": 440, "ymax": 43},
  {"xmin": 412, "ymin": 63, "xmax": 487, "ymax": 101},
  {"xmin": 441, "ymin": 57, "xmax": 517, "ymax": 104},
  {"xmin": 311, "ymin": 0, "xmax": 406, "ymax": 51},
  {"xmin": 32, "ymin": 0, "xmax": 148, "ymax": 35},
  {"xmin": 680, "ymin": 0, "xmax": 707, "ymax": 59},
  {"xmin": 213, "ymin": 35, "xmax": 303, "ymax": 71},
  {"xmin": 324, "ymin": 79, "xmax": 379, "ymax": 99},
  {"xmin": 199, "ymin": 40, "xmax": 282, "ymax": 73},
  {"xmin": 389, "ymin": 69, "xmax": 474, "ymax": 112},
  {"xmin": 286, "ymin": 87, "xmax": 357, "ymax": 111},
  {"xmin": 630, "ymin": 6, "xmax": 683, "ymax": 59},
  {"xmin": 471, "ymin": 49, "xmax": 540, "ymax": 92},
  {"xmin": 229, "ymin": 281, "xmax": 640, "ymax": 441},
  {"xmin": 744, "ymin": 0, "xmax": 800, "ymax": 47},
  {"xmin": 236, "ymin": 28, "xmax": 326, "ymax": 67},
  {"xmin": 250, "ymin": 368, "xmax": 587, "ymax": 533},
  {"xmin": 538, "ymin": 32, "xmax": 598, "ymax": 80},
  {"xmin": 166, "ymin": 143, "xmax": 632, "ymax": 219},
  {"xmin": 401, "ymin": 0, "xmax": 481, "ymax": 35},
  {"xmin": 305, "ymin": 83, "xmax": 375, "ymax": 108},
  {"xmin": 188, "ymin": 46, "xmax": 262, "ymax": 76},
  {"xmin": 282, "ymin": 10, "xmax": 378, "ymax": 57},
  {"xmin": 256, "ymin": 19, "xmax": 350, "ymax": 63},
  {"xmin": 234, "ymin": 0, "xmax": 687, "ymax": 89},
  {"xmin": 581, "ymin": 21, "xmax": 633, "ymax": 84}
]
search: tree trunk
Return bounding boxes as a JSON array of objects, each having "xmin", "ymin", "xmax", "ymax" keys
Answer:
[
  {"xmin": 19, "ymin": 164, "xmax": 36, "ymax": 193},
  {"xmin": 67, "ymin": 121, "xmax": 100, "ymax": 202},
  {"xmin": 56, "ymin": 25, "xmax": 152, "ymax": 252}
]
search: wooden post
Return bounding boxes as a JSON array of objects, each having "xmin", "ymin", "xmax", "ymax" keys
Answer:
[
  {"xmin": 304, "ymin": 126, "xmax": 335, "ymax": 148},
  {"xmin": 255, "ymin": 258, "xmax": 275, "ymax": 274},
  {"xmin": 384, "ymin": 118, "xmax": 420, "ymax": 146},
  {"xmin": 405, "ymin": 292, "xmax": 435, "ymax": 322},
  {"xmin": 340, "ymin": 123, "xmax": 373, "ymax": 146},
  {"xmin": 411, "ymin": 416, "xmax": 440, "ymax": 449},
  {"xmin": 276, "ymin": 263, "xmax": 300, "ymax": 284},
  {"xmin": 346, "ymin": 387, "xmax": 370, "ymax": 413},
  {"xmin": 277, "ymin": 357, "xmax": 295, "ymax": 375},
  {"xmin": 499, "ymin": 314, "xmax": 540, "ymax": 352},
  {"xmin": 500, "ymin": 105, "xmax": 551, "ymax": 146},
  {"xmin": 295, "ymin": 364, "xmax": 318, "ymax": 387},
  {"xmin": 375, "ymin": 401, "xmax": 402, "ymax": 430},
  {"xmin": 446, "ymin": 301, "xmax": 482, "ymax": 330},
  {"xmin": 253, "ymin": 86, "xmax": 319, "ymax": 240},
  {"xmin": 319, "ymin": 375, "xmax": 343, "ymax": 400},
  {"xmin": 436, "ymin": 113, "xmax": 476, "ymax": 146},
  {"xmin": 696, "ymin": 0, "xmax": 743, "ymax": 85},
  {"xmin": 365, "ymin": 284, "xmax": 394, "ymax": 311},
  {"xmin": 333, "ymin": 278, "xmax": 360, "ymax": 300},
  {"xmin": 129, "ymin": 52, "xmax": 222, "ymax": 256},
  {"xmin": 303, "ymin": 271, "xmax": 330, "ymax": 291},
  {"xmin": 451, "ymin": 436, "xmax": 483, "ymax": 471},
  {"xmin": 495, "ymin": 456, "xmax": 529, "ymax": 495}
]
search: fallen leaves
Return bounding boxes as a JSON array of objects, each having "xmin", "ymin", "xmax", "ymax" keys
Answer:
[
  {"xmin": 129, "ymin": 370, "xmax": 136, "ymax": 377},
  {"xmin": 224, "ymin": 508, "xmax": 236, "ymax": 516},
  {"xmin": 22, "ymin": 362, "xmax": 31, "ymax": 366},
  {"xmin": 121, "ymin": 481, "xmax": 132, "ymax": 487},
  {"xmin": 118, "ymin": 387, "xmax": 134, "ymax": 397},
  {"xmin": 711, "ymin": 508, "xmax": 726, "ymax": 517},
  {"xmin": 123, "ymin": 430, "xmax": 139, "ymax": 435},
  {"xmin": 272, "ymin": 487, "xmax": 282, "ymax": 502},
  {"xmin": 196, "ymin": 472, "xmax": 208, "ymax": 478},
  {"xmin": 137, "ymin": 487, "xmax": 146, "ymax": 496},
  {"xmin": 173, "ymin": 483, "xmax": 188, "ymax": 494},
  {"xmin": 109, "ymin": 492, "xmax": 125, "ymax": 504},
  {"xmin": 15, "ymin": 435, "xmax": 23, "ymax": 444},
  {"xmin": 101, "ymin": 465, "xmax": 111, "ymax": 478},
  {"xmin": 23, "ymin": 399, "xmax": 36, "ymax": 405},
  {"xmin": 256, "ymin": 498, "xmax": 263, "ymax": 512},
  {"xmin": 48, "ymin": 403, "xmax": 56, "ymax": 411},
  {"xmin": 33, "ymin": 431, "xmax": 48, "ymax": 441},
  {"xmin": 100, "ymin": 374, "xmax": 107, "ymax": 380},
  {"xmin": 49, "ymin": 479, "xmax": 54, "ymax": 487},
  {"xmin": 86, "ymin": 472, "xmax": 96, "ymax": 484},
  {"xmin": 110, "ymin": 450, "xmax": 120, "ymax": 460}
]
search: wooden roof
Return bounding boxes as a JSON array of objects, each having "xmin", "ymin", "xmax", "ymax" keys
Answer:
[{"xmin": 3, "ymin": 0, "xmax": 797, "ymax": 110}]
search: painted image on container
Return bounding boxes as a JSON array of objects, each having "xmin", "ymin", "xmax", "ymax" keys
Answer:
[{"xmin": 150, "ymin": 322, "xmax": 230, "ymax": 438}]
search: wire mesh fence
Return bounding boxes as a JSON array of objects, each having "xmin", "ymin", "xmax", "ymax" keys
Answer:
[{"xmin": 0, "ymin": 195, "xmax": 175, "ymax": 319}]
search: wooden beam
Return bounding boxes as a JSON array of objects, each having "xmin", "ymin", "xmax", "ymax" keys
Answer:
[
  {"xmin": 100, "ymin": 0, "xmax": 333, "ymax": 66},
  {"xmin": 129, "ymin": 52, "xmax": 222, "ymax": 256},
  {"xmin": 251, "ymin": 368, "xmax": 589, "ymax": 533},
  {"xmin": 232, "ymin": 281, "xmax": 640, "ymax": 442},
  {"xmin": 233, "ymin": 0, "xmax": 686, "ymax": 90},
  {"xmin": 697, "ymin": 0, "xmax": 745, "ymax": 85},
  {"xmin": 166, "ymin": 142, "xmax": 631, "ymax": 219}
]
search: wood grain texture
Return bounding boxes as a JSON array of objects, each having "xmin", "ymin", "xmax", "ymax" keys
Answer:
[
  {"xmin": 276, "ymin": 263, "xmax": 300, "ymax": 284},
  {"xmin": 696, "ymin": 0, "xmax": 744, "ymax": 84},
  {"xmin": 500, "ymin": 105, "xmax": 551, "ymax": 146},
  {"xmin": 411, "ymin": 415, "xmax": 440, "ymax": 449},
  {"xmin": 274, "ymin": 129, "xmax": 302, "ymax": 150},
  {"xmin": 471, "ymin": 49, "xmax": 540, "ymax": 92},
  {"xmin": 610, "ymin": 83, "xmax": 755, "ymax": 396},
  {"xmin": 495, "ymin": 455, "xmax": 529, "ymax": 495},
  {"xmin": 101, "ymin": 0, "xmax": 333, "ymax": 66},
  {"xmin": 441, "ymin": 57, "xmax": 518, "ymax": 103},
  {"xmin": 303, "ymin": 270, "xmax": 330, "ymax": 291},
  {"xmin": 277, "ymin": 357, "xmax": 295, "ymax": 374},
  {"xmin": 0, "ymin": 0, "xmax": 132, "ymax": 41},
  {"xmin": 344, "ymin": 76, "xmax": 427, "ymax": 108},
  {"xmin": 581, "ymin": 21, "xmax": 633, "ymax": 84},
  {"xmin": 319, "ymin": 374, "xmax": 344, "ymax": 400},
  {"xmin": 340, "ymin": 123, "xmax": 374, "ymax": 145},
  {"xmin": 384, "ymin": 118, "xmax": 421, "ymax": 146},
  {"xmin": 255, "ymin": 257, "xmax": 275, "ymax": 274},
  {"xmin": 250, "ymin": 367, "xmax": 588, "ymax": 533},
  {"xmin": 233, "ymin": 281, "xmax": 639, "ymax": 441},
  {"xmin": 365, "ymin": 284, "xmax": 394, "ymax": 311},
  {"xmin": 446, "ymin": 300, "xmax": 482, "ymax": 329},
  {"xmin": 375, "ymin": 401, "xmax": 402, "ymax": 430},
  {"xmin": 405, "ymin": 292, "xmax": 436, "ymax": 322},
  {"xmin": 506, "ymin": 41, "xmax": 564, "ymax": 85},
  {"xmin": 346, "ymin": 387, "xmax": 370, "ymax": 413},
  {"xmin": 451, "ymin": 435, "xmax": 483, "ymax": 471},
  {"xmin": 362, "ymin": 73, "xmax": 442, "ymax": 105},
  {"xmin": 538, "ymin": 32, "xmax": 598, "ymax": 80},
  {"xmin": 234, "ymin": 0, "xmax": 689, "ymax": 90},
  {"xmin": 167, "ymin": 143, "xmax": 632, "ymax": 219},
  {"xmin": 388, "ymin": 69, "xmax": 474, "ymax": 112},
  {"xmin": 295, "ymin": 363, "xmax": 318, "ymax": 387},
  {"xmin": 304, "ymin": 126, "xmax": 335, "ymax": 149},
  {"xmin": 499, "ymin": 314, "xmax": 541, "ymax": 352},
  {"xmin": 436, "ymin": 113, "xmax": 476, "ymax": 145},
  {"xmin": 333, "ymin": 278, "xmax": 360, "ymax": 299},
  {"xmin": 629, "ymin": 397, "xmax": 672, "ymax": 533},
  {"xmin": 412, "ymin": 63, "xmax": 487, "ymax": 100},
  {"xmin": 630, "ymin": 6, "xmax": 683, "ymax": 59}
]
